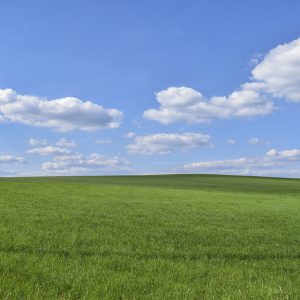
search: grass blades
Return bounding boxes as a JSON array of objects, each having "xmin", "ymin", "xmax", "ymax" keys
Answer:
[{"xmin": 0, "ymin": 175, "xmax": 299, "ymax": 299}]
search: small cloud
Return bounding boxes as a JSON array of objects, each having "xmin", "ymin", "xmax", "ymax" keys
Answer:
[
  {"xmin": 249, "ymin": 137, "xmax": 269, "ymax": 145},
  {"xmin": 227, "ymin": 139, "xmax": 236, "ymax": 145},
  {"xmin": 28, "ymin": 138, "xmax": 48, "ymax": 146},
  {"xmin": 56, "ymin": 138, "xmax": 76, "ymax": 148},
  {"xmin": 27, "ymin": 146, "xmax": 71, "ymax": 156},
  {"xmin": 125, "ymin": 132, "xmax": 136, "ymax": 138},
  {"xmin": 126, "ymin": 132, "xmax": 212, "ymax": 155},
  {"xmin": 0, "ymin": 155, "xmax": 26, "ymax": 164},
  {"xmin": 266, "ymin": 149, "xmax": 278, "ymax": 157}
]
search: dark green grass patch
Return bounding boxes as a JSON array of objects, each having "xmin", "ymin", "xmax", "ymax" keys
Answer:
[{"xmin": 0, "ymin": 175, "xmax": 300, "ymax": 299}]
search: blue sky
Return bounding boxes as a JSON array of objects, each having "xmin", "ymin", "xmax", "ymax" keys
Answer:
[{"xmin": 1, "ymin": 0, "xmax": 300, "ymax": 177}]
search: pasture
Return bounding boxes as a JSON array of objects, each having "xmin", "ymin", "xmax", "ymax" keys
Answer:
[{"xmin": 0, "ymin": 175, "xmax": 299, "ymax": 299}]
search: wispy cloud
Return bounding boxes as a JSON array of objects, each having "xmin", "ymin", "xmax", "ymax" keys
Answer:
[
  {"xmin": 0, "ymin": 155, "xmax": 26, "ymax": 164},
  {"xmin": 42, "ymin": 153, "xmax": 131, "ymax": 175},
  {"xmin": 126, "ymin": 132, "xmax": 212, "ymax": 155},
  {"xmin": 227, "ymin": 139, "xmax": 236, "ymax": 145},
  {"xmin": 176, "ymin": 148, "xmax": 300, "ymax": 177},
  {"xmin": 56, "ymin": 138, "xmax": 76, "ymax": 148},
  {"xmin": 248, "ymin": 137, "xmax": 269, "ymax": 145},
  {"xmin": 27, "ymin": 146, "xmax": 71, "ymax": 156},
  {"xmin": 28, "ymin": 138, "xmax": 48, "ymax": 146}
]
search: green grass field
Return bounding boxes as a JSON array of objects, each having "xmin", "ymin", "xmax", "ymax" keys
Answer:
[{"xmin": 0, "ymin": 175, "xmax": 300, "ymax": 299}]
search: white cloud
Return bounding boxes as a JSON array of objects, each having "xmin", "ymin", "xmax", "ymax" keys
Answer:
[
  {"xmin": 56, "ymin": 138, "xmax": 76, "ymax": 148},
  {"xmin": 125, "ymin": 132, "xmax": 136, "ymax": 138},
  {"xmin": 27, "ymin": 146, "xmax": 71, "ymax": 156},
  {"xmin": 0, "ymin": 155, "xmax": 26, "ymax": 164},
  {"xmin": 249, "ymin": 137, "xmax": 269, "ymax": 145},
  {"xmin": 28, "ymin": 138, "xmax": 48, "ymax": 146},
  {"xmin": 181, "ymin": 157, "xmax": 258, "ymax": 173},
  {"xmin": 266, "ymin": 149, "xmax": 300, "ymax": 161},
  {"xmin": 26, "ymin": 136, "xmax": 130, "ymax": 175},
  {"xmin": 0, "ymin": 89, "xmax": 123, "ymax": 131},
  {"xmin": 250, "ymin": 38, "xmax": 300, "ymax": 102},
  {"xmin": 143, "ymin": 87, "xmax": 273, "ymax": 124},
  {"xmin": 42, "ymin": 153, "xmax": 130, "ymax": 174},
  {"xmin": 177, "ymin": 148, "xmax": 300, "ymax": 177},
  {"xmin": 144, "ymin": 37, "xmax": 300, "ymax": 124},
  {"xmin": 227, "ymin": 139, "xmax": 236, "ymax": 145},
  {"xmin": 126, "ymin": 132, "xmax": 212, "ymax": 155}
]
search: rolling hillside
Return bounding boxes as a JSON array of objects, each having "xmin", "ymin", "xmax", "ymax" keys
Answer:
[{"xmin": 0, "ymin": 175, "xmax": 299, "ymax": 299}]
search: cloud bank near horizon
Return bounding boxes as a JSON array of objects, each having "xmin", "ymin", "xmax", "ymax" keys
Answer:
[{"xmin": 177, "ymin": 148, "xmax": 300, "ymax": 177}]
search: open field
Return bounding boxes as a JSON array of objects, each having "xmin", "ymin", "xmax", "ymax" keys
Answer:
[{"xmin": 0, "ymin": 175, "xmax": 300, "ymax": 299}]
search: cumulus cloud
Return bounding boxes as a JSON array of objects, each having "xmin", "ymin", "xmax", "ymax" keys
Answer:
[
  {"xmin": 177, "ymin": 148, "xmax": 300, "ymax": 177},
  {"xmin": 248, "ymin": 137, "xmax": 269, "ymax": 145},
  {"xmin": 0, "ymin": 89, "xmax": 123, "ymax": 131},
  {"xmin": 126, "ymin": 132, "xmax": 212, "ymax": 155},
  {"xmin": 42, "ymin": 152, "xmax": 130, "ymax": 174},
  {"xmin": 144, "ymin": 37, "xmax": 300, "ymax": 124},
  {"xmin": 25, "ymin": 138, "xmax": 131, "ymax": 175},
  {"xmin": 250, "ymin": 38, "xmax": 300, "ymax": 102},
  {"xmin": 143, "ymin": 87, "xmax": 273, "ymax": 124},
  {"xmin": 56, "ymin": 138, "xmax": 76, "ymax": 148},
  {"xmin": 27, "ymin": 146, "xmax": 71, "ymax": 156},
  {"xmin": 0, "ymin": 155, "xmax": 26, "ymax": 164},
  {"xmin": 28, "ymin": 138, "xmax": 48, "ymax": 146}
]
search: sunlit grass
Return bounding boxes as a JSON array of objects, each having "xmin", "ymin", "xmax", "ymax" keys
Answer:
[{"xmin": 0, "ymin": 175, "xmax": 299, "ymax": 299}]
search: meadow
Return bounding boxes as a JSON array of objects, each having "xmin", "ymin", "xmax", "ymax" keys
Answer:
[{"xmin": 0, "ymin": 174, "xmax": 300, "ymax": 299}]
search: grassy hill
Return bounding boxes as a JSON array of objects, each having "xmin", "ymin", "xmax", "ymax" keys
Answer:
[{"xmin": 0, "ymin": 175, "xmax": 300, "ymax": 299}]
